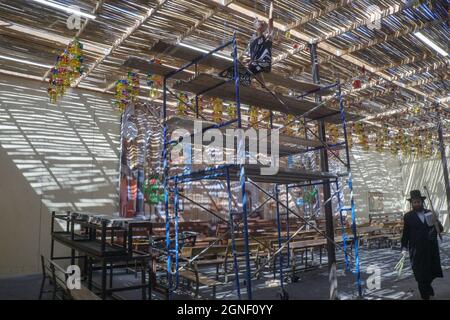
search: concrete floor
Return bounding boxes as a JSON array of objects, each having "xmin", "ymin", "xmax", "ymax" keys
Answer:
[{"xmin": 2, "ymin": 236, "xmax": 450, "ymax": 300}]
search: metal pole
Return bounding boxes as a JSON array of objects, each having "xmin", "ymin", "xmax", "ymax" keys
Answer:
[
  {"xmin": 226, "ymin": 167, "xmax": 241, "ymax": 299},
  {"xmin": 275, "ymin": 185, "xmax": 285, "ymax": 294},
  {"xmin": 173, "ymin": 178, "xmax": 180, "ymax": 290},
  {"xmin": 338, "ymin": 83, "xmax": 362, "ymax": 298},
  {"xmin": 335, "ymin": 180, "xmax": 350, "ymax": 271},
  {"xmin": 310, "ymin": 42, "xmax": 338, "ymax": 300},
  {"xmin": 285, "ymin": 184, "xmax": 290, "ymax": 266},
  {"xmin": 162, "ymin": 76, "xmax": 172, "ymax": 299},
  {"xmin": 233, "ymin": 32, "xmax": 252, "ymax": 300}
]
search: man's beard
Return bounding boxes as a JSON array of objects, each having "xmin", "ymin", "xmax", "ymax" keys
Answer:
[{"xmin": 413, "ymin": 205, "xmax": 424, "ymax": 212}]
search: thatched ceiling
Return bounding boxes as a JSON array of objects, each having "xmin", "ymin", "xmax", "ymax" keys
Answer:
[{"xmin": 0, "ymin": 0, "xmax": 448, "ymax": 133}]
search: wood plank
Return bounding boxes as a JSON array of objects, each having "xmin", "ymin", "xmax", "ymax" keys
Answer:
[
  {"xmin": 166, "ymin": 116, "xmax": 325, "ymax": 156},
  {"xmin": 123, "ymin": 56, "xmax": 191, "ymax": 80},
  {"xmin": 69, "ymin": 285, "xmax": 101, "ymax": 300},
  {"xmin": 178, "ymin": 270, "xmax": 222, "ymax": 286},
  {"xmin": 150, "ymin": 41, "xmax": 333, "ymax": 95},
  {"xmin": 172, "ymin": 74, "xmax": 359, "ymax": 123}
]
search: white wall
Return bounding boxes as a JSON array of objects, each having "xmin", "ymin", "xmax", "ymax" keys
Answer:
[
  {"xmin": 400, "ymin": 149, "xmax": 450, "ymax": 229},
  {"xmin": 347, "ymin": 147, "xmax": 405, "ymax": 222},
  {"xmin": 0, "ymin": 75, "xmax": 120, "ymax": 275}
]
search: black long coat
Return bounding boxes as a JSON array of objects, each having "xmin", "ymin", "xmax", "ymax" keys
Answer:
[{"xmin": 401, "ymin": 210, "xmax": 444, "ymax": 283}]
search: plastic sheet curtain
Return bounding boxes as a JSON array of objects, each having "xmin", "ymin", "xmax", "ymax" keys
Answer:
[{"xmin": 119, "ymin": 102, "xmax": 161, "ymax": 217}]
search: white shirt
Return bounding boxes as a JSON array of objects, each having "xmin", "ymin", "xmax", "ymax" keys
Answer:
[{"xmin": 417, "ymin": 210, "xmax": 425, "ymax": 224}]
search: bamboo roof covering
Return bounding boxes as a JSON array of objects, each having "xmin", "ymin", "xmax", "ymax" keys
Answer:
[{"xmin": 0, "ymin": 0, "xmax": 448, "ymax": 135}]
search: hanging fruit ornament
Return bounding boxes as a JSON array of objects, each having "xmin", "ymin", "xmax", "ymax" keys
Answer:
[
  {"xmin": 375, "ymin": 128, "xmax": 384, "ymax": 153},
  {"xmin": 346, "ymin": 123, "xmax": 354, "ymax": 149},
  {"xmin": 212, "ymin": 98, "xmax": 223, "ymax": 123},
  {"xmin": 327, "ymin": 123, "xmax": 339, "ymax": 145},
  {"xmin": 390, "ymin": 131, "xmax": 399, "ymax": 156},
  {"xmin": 176, "ymin": 92, "xmax": 189, "ymax": 116},
  {"xmin": 146, "ymin": 72, "xmax": 162, "ymax": 98},
  {"xmin": 192, "ymin": 96, "xmax": 205, "ymax": 116},
  {"xmin": 412, "ymin": 104, "xmax": 421, "ymax": 115},
  {"xmin": 423, "ymin": 131, "xmax": 433, "ymax": 158},
  {"xmin": 48, "ymin": 38, "xmax": 84, "ymax": 103},
  {"xmin": 304, "ymin": 187, "xmax": 318, "ymax": 205},
  {"xmin": 114, "ymin": 79, "xmax": 130, "ymax": 112},
  {"xmin": 285, "ymin": 114, "xmax": 295, "ymax": 136},
  {"xmin": 249, "ymin": 106, "xmax": 259, "ymax": 128},
  {"xmin": 227, "ymin": 102, "xmax": 236, "ymax": 119},
  {"xmin": 285, "ymin": 30, "xmax": 291, "ymax": 40},
  {"xmin": 354, "ymin": 122, "xmax": 369, "ymax": 150},
  {"xmin": 127, "ymin": 72, "xmax": 140, "ymax": 102},
  {"xmin": 412, "ymin": 134, "xmax": 422, "ymax": 157},
  {"xmin": 48, "ymin": 51, "xmax": 69, "ymax": 102},
  {"xmin": 67, "ymin": 38, "xmax": 83, "ymax": 82},
  {"xmin": 143, "ymin": 175, "xmax": 165, "ymax": 205},
  {"xmin": 261, "ymin": 110, "xmax": 271, "ymax": 129},
  {"xmin": 398, "ymin": 129, "xmax": 408, "ymax": 157}
]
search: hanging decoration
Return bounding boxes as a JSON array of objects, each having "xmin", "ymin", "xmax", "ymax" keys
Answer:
[
  {"xmin": 375, "ymin": 125, "xmax": 389, "ymax": 153},
  {"xmin": 67, "ymin": 38, "xmax": 84, "ymax": 80},
  {"xmin": 114, "ymin": 79, "xmax": 130, "ymax": 112},
  {"xmin": 249, "ymin": 106, "xmax": 259, "ymax": 128},
  {"xmin": 327, "ymin": 123, "xmax": 339, "ymax": 145},
  {"xmin": 227, "ymin": 102, "xmax": 236, "ymax": 119},
  {"xmin": 284, "ymin": 114, "xmax": 295, "ymax": 136},
  {"xmin": 346, "ymin": 123, "xmax": 354, "ymax": 149},
  {"xmin": 212, "ymin": 98, "xmax": 223, "ymax": 123},
  {"xmin": 390, "ymin": 130, "xmax": 400, "ymax": 155},
  {"xmin": 146, "ymin": 72, "xmax": 162, "ymax": 98},
  {"xmin": 143, "ymin": 175, "xmax": 165, "ymax": 205},
  {"xmin": 412, "ymin": 134, "xmax": 422, "ymax": 157},
  {"xmin": 304, "ymin": 188, "xmax": 318, "ymax": 205},
  {"xmin": 351, "ymin": 65, "xmax": 366, "ymax": 90},
  {"xmin": 176, "ymin": 92, "xmax": 189, "ymax": 116},
  {"xmin": 261, "ymin": 110, "xmax": 271, "ymax": 129},
  {"xmin": 354, "ymin": 122, "xmax": 369, "ymax": 150},
  {"xmin": 193, "ymin": 96, "xmax": 205, "ymax": 116},
  {"xmin": 48, "ymin": 38, "xmax": 84, "ymax": 102},
  {"xmin": 423, "ymin": 131, "xmax": 433, "ymax": 158},
  {"xmin": 399, "ymin": 129, "xmax": 411, "ymax": 157},
  {"xmin": 127, "ymin": 71, "xmax": 140, "ymax": 102}
]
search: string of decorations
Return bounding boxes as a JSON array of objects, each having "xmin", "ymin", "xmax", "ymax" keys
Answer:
[{"xmin": 48, "ymin": 38, "xmax": 84, "ymax": 103}]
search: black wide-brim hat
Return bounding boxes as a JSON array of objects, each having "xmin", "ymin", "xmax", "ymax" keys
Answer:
[{"xmin": 407, "ymin": 189, "xmax": 426, "ymax": 201}]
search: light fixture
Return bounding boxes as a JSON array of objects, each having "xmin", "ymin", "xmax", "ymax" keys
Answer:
[
  {"xmin": 178, "ymin": 42, "xmax": 233, "ymax": 62},
  {"xmin": 33, "ymin": 0, "xmax": 96, "ymax": 20},
  {"xmin": 414, "ymin": 31, "xmax": 448, "ymax": 57},
  {"xmin": 0, "ymin": 54, "xmax": 53, "ymax": 68}
]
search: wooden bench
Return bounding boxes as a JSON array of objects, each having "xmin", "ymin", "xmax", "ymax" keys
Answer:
[
  {"xmin": 178, "ymin": 241, "xmax": 261, "ymax": 297},
  {"xmin": 179, "ymin": 245, "xmax": 227, "ymax": 298},
  {"xmin": 362, "ymin": 213, "xmax": 404, "ymax": 248},
  {"xmin": 39, "ymin": 256, "xmax": 100, "ymax": 300}
]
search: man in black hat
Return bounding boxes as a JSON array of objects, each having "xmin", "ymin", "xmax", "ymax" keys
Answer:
[{"xmin": 401, "ymin": 190, "xmax": 444, "ymax": 300}]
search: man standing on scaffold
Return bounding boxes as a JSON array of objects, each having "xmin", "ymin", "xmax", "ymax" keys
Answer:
[
  {"xmin": 220, "ymin": 2, "xmax": 274, "ymax": 86},
  {"xmin": 241, "ymin": 1, "xmax": 274, "ymax": 85}
]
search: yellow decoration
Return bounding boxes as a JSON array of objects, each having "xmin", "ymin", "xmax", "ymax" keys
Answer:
[
  {"xmin": 327, "ymin": 123, "xmax": 339, "ymax": 145},
  {"xmin": 412, "ymin": 135, "xmax": 422, "ymax": 157},
  {"xmin": 249, "ymin": 106, "xmax": 259, "ymax": 128},
  {"xmin": 284, "ymin": 114, "xmax": 295, "ymax": 136},
  {"xmin": 261, "ymin": 110, "xmax": 271, "ymax": 129},
  {"xmin": 354, "ymin": 122, "xmax": 369, "ymax": 151},
  {"xmin": 176, "ymin": 92, "xmax": 189, "ymax": 116},
  {"xmin": 346, "ymin": 124, "xmax": 353, "ymax": 149},
  {"xmin": 227, "ymin": 102, "xmax": 236, "ymax": 119},
  {"xmin": 212, "ymin": 98, "xmax": 223, "ymax": 123}
]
